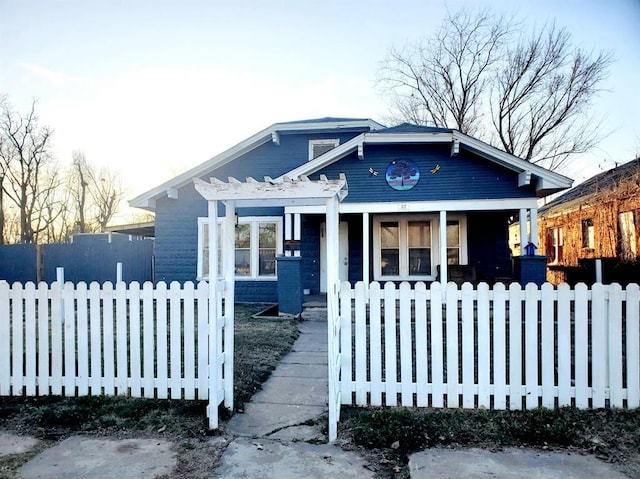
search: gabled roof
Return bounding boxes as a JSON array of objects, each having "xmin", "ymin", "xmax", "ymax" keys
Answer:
[
  {"xmin": 282, "ymin": 125, "xmax": 573, "ymax": 197},
  {"xmin": 129, "ymin": 117, "xmax": 384, "ymax": 211},
  {"xmin": 540, "ymin": 158, "xmax": 640, "ymax": 215}
]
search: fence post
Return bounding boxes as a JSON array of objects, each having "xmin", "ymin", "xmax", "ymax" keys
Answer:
[{"xmin": 116, "ymin": 262, "xmax": 123, "ymax": 283}]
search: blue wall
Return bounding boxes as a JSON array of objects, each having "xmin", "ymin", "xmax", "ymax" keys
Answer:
[{"xmin": 315, "ymin": 143, "xmax": 536, "ymax": 202}]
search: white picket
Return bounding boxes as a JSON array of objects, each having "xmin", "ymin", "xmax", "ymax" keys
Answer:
[
  {"xmin": 492, "ymin": 283, "xmax": 507, "ymax": 410},
  {"xmin": 76, "ymin": 282, "xmax": 89, "ymax": 396},
  {"xmin": 0, "ymin": 282, "xmax": 9, "ymax": 395},
  {"xmin": 383, "ymin": 282, "xmax": 397, "ymax": 403},
  {"xmin": 508, "ymin": 283, "xmax": 523, "ymax": 409},
  {"xmin": 591, "ymin": 283, "xmax": 607, "ymax": 407},
  {"xmin": 89, "ymin": 282, "xmax": 102, "ymax": 395},
  {"xmin": 339, "ymin": 281, "xmax": 353, "ymax": 401},
  {"xmin": 525, "ymin": 283, "xmax": 539, "ymax": 408},
  {"xmin": 102, "ymin": 282, "xmax": 115, "ymax": 396},
  {"xmin": 128, "ymin": 282, "xmax": 142, "ymax": 397},
  {"xmin": 429, "ymin": 282, "xmax": 444, "ymax": 408},
  {"xmin": 24, "ymin": 283, "xmax": 37, "ymax": 395},
  {"xmin": 115, "ymin": 282, "xmax": 128, "ymax": 395},
  {"xmin": 574, "ymin": 283, "xmax": 590, "ymax": 408},
  {"xmin": 37, "ymin": 282, "xmax": 50, "ymax": 395},
  {"xmin": 50, "ymin": 282, "xmax": 63, "ymax": 395},
  {"xmin": 414, "ymin": 282, "xmax": 428, "ymax": 407},
  {"xmin": 369, "ymin": 282, "xmax": 383, "ymax": 406},
  {"xmin": 608, "ymin": 283, "xmax": 624, "ymax": 407},
  {"xmin": 461, "ymin": 283, "xmax": 475, "ymax": 408},
  {"xmin": 556, "ymin": 283, "xmax": 572, "ymax": 406},
  {"xmin": 446, "ymin": 282, "xmax": 459, "ymax": 407},
  {"xmin": 477, "ymin": 283, "xmax": 490, "ymax": 408},
  {"xmin": 354, "ymin": 281, "xmax": 367, "ymax": 405},
  {"xmin": 626, "ymin": 284, "xmax": 640, "ymax": 408},
  {"xmin": 169, "ymin": 282, "xmax": 182, "ymax": 398},
  {"xmin": 540, "ymin": 283, "xmax": 555, "ymax": 408},
  {"xmin": 183, "ymin": 282, "xmax": 196, "ymax": 400},
  {"xmin": 11, "ymin": 283, "xmax": 24, "ymax": 394},
  {"xmin": 156, "ymin": 282, "xmax": 168, "ymax": 399},
  {"xmin": 399, "ymin": 282, "xmax": 413, "ymax": 407},
  {"xmin": 142, "ymin": 282, "xmax": 155, "ymax": 398},
  {"xmin": 63, "ymin": 282, "xmax": 77, "ymax": 394},
  {"xmin": 196, "ymin": 281, "xmax": 209, "ymax": 399}
]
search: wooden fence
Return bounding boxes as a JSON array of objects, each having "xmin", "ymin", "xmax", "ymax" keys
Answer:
[
  {"xmin": 0, "ymin": 280, "xmax": 230, "ymax": 427},
  {"xmin": 338, "ymin": 281, "xmax": 640, "ymax": 411}
]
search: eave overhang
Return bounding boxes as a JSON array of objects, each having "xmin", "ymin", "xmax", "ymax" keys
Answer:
[{"xmin": 129, "ymin": 118, "xmax": 382, "ymax": 211}]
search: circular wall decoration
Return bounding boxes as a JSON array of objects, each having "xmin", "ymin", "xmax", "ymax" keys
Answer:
[{"xmin": 385, "ymin": 159, "xmax": 420, "ymax": 191}]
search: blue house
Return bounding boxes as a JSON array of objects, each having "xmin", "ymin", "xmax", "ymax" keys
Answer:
[{"xmin": 130, "ymin": 117, "xmax": 572, "ymax": 303}]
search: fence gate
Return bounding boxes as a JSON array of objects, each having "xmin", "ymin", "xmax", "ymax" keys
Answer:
[{"xmin": 194, "ymin": 175, "xmax": 348, "ymax": 437}]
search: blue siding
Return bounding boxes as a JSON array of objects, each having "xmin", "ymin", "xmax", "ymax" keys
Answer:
[
  {"xmin": 315, "ymin": 143, "xmax": 537, "ymax": 202},
  {"xmin": 153, "ymin": 130, "xmax": 366, "ymax": 301},
  {"xmin": 301, "ymin": 215, "xmax": 321, "ymax": 294}
]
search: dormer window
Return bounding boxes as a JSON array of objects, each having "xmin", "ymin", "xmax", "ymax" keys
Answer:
[{"xmin": 309, "ymin": 139, "xmax": 339, "ymax": 161}]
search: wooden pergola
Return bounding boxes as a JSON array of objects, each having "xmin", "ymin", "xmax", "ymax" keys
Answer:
[{"xmin": 193, "ymin": 174, "xmax": 347, "ymax": 441}]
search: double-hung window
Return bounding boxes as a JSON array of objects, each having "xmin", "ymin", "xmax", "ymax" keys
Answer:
[
  {"xmin": 374, "ymin": 215, "xmax": 435, "ymax": 280},
  {"xmin": 198, "ymin": 216, "xmax": 282, "ymax": 280}
]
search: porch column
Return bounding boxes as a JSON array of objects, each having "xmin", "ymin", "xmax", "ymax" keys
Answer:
[
  {"xmin": 284, "ymin": 213, "xmax": 292, "ymax": 257},
  {"xmin": 222, "ymin": 200, "xmax": 235, "ymax": 410},
  {"xmin": 439, "ymin": 210, "xmax": 448, "ymax": 284},
  {"xmin": 529, "ymin": 207, "xmax": 538, "ymax": 252},
  {"xmin": 362, "ymin": 212, "xmax": 369, "ymax": 285},
  {"xmin": 519, "ymin": 208, "xmax": 529, "ymax": 256},
  {"xmin": 294, "ymin": 213, "xmax": 301, "ymax": 257},
  {"xmin": 325, "ymin": 195, "xmax": 340, "ymax": 442},
  {"xmin": 207, "ymin": 199, "xmax": 220, "ymax": 428}
]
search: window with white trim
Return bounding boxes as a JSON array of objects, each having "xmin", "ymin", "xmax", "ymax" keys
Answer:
[
  {"xmin": 308, "ymin": 139, "xmax": 339, "ymax": 161},
  {"xmin": 373, "ymin": 214, "xmax": 467, "ymax": 281},
  {"xmin": 545, "ymin": 227, "xmax": 563, "ymax": 264},
  {"xmin": 197, "ymin": 216, "xmax": 282, "ymax": 280}
]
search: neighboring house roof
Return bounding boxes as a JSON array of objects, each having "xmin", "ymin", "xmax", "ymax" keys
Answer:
[
  {"xmin": 129, "ymin": 117, "xmax": 384, "ymax": 211},
  {"xmin": 282, "ymin": 124, "xmax": 573, "ymax": 197},
  {"xmin": 539, "ymin": 158, "xmax": 640, "ymax": 216},
  {"xmin": 105, "ymin": 221, "xmax": 155, "ymax": 238},
  {"xmin": 130, "ymin": 117, "xmax": 573, "ymax": 211}
]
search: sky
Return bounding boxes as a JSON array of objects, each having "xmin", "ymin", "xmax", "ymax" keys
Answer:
[{"xmin": 1, "ymin": 0, "xmax": 639, "ymax": 221}]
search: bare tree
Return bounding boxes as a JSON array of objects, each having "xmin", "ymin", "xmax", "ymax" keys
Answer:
[
  {"xmin": 88, "ymin": 165, "xmax": 124, "ymax": 232},
  {"xmin": 492, "ymin": 23, "xmax": 612, "ymax": 170},
  {"xmin": 0, "ymin": 99, "xmax": 56, "ymax": 243},
  {"xmin": 378, "ymin": 8, "xmax": 612, "ymax": 171},
  {"xmin": 67, "ymin": 151, "xmax": 125, "ymax": 234}
]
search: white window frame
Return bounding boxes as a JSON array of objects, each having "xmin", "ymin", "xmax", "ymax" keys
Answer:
[
  {"xmin": 308, "ymin": 139, "xmax": 339, "ymax": 161},
  {"xmin": 372, "ymin": 213, "xmax": 467, "ymax": 281},
  {"xmin": 547, "ymin": 227, "xmax": 563, "ymax": 265},
  {"xmin": 197, "ymin": 216, "xmax": 282, "ymax": 281}
]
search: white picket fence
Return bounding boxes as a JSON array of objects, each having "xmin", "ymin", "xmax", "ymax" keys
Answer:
[
  {"xmin": 0, "ymin": 280, "xmax": 230, "ymax": 426},
  {"xmin": 338, "ymin": 281, "xmax": 640, "ymax": 411}
]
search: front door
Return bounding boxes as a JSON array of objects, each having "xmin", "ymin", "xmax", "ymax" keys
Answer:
[{"xmin": 320, "ymin": 221, "xmax": 349, "ymax": 293}]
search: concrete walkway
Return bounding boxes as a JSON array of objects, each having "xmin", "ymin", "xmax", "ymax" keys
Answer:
[
  {"xmin": 225, "ymin": 319, "xmax": 329, "ymax": 441},
  {"xmin": 217, "ymin": 311, "xmax": 377, "ymax": 478}
]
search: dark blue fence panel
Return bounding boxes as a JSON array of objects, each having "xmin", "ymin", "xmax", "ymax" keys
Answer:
[
  {"xmin": 0, "ymin": 244, "xmax": 38, "ymax": 283},
  {"xmin": 43, "ymin": 233, "xmax": 154, "ymax": 284},
  {"xmin": 0, "ymin": 233, "xmax": 154, "ymax": 284}
]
